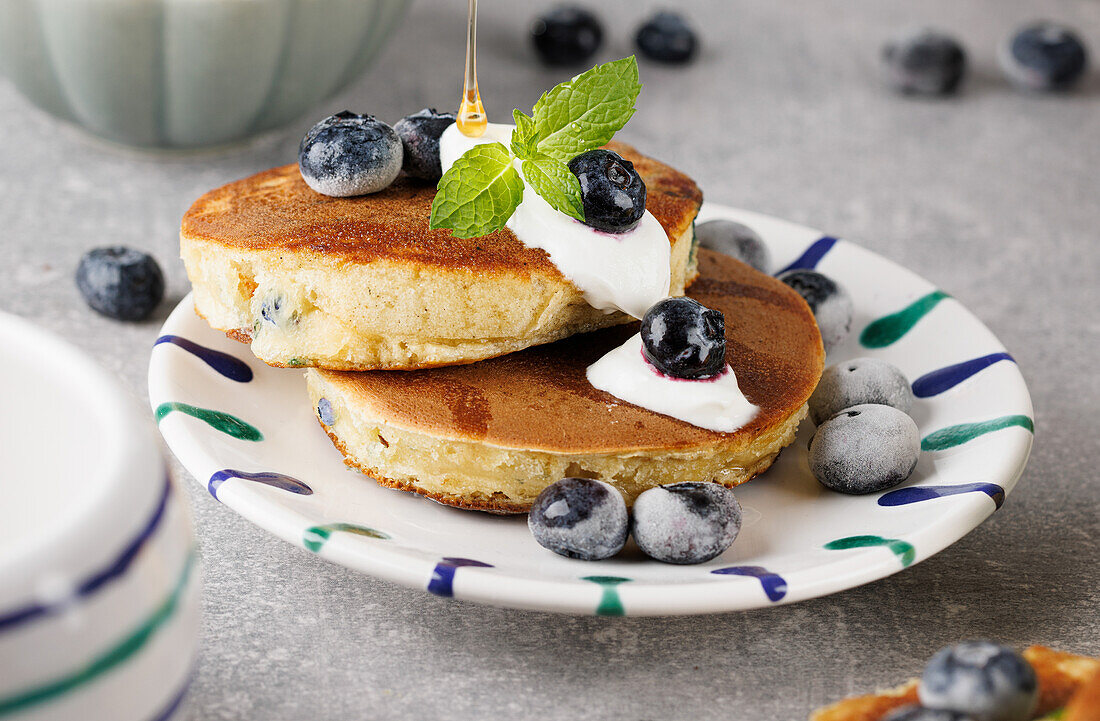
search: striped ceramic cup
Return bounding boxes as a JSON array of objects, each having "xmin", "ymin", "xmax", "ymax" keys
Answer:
[{"xmin": 0, "ymin": 312, "xmax": 200, "ymax": 721}]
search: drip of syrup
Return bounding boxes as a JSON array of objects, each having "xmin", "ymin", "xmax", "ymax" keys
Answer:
[{"xmin": 457, "ymin": 0, "xmax": 487, "ymax": 137}]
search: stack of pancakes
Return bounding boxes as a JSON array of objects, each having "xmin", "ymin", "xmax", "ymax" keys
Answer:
[{"xmin": 181, "ymin": 142, "xmax": 825, "ymax": 513}]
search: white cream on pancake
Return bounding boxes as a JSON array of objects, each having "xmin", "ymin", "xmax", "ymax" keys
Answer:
[
  {"xmin": 440, "ymin": 123, "xmax": 671, "ymax": 319},
  {"xmin": 586, "ymin": 333, "xmax": 758, "ymax": 433}
]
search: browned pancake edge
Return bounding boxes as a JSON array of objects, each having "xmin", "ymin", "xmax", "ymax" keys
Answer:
[
  {"xmin": 319, "ymin": 249, "xmax": 825, "ymax": 455},
  {"xmin": 181, "ymin": 141, "xmax": 702, "ymax": 279}
]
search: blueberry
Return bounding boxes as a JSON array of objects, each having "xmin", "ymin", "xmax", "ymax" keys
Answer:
[
  {"xmin": 883, "ymin": 29, "xmax": 967, "ymax": 95},
  {"xmin": 919, "ymin": 642, "xmax": 1038, "ymax": 721},
  {"xmin": 640, "ymin": 297, "xmax": 726, "ymax": 380},
  {"xmin": 258, "ymin": 293, "xmax": 296, "ymax": 329},
  {"xmin": 317, "ymin": 398, "xmax": 335, "ymax": 426},
  {"xmin": 75, "ymin": 247, "xmax": 164, "ymax": 322},
  {"xmin": 1000, "ymin": 22, "xmax": 1089, "ymax": 90},
  {"xmin": 695, "ymin": 220, "xmax": 771, "ymax": 273},
  {"xmin": 808, "ymin": 404, "xmax": 920, "ymax": 494},
  {"xmin": 632, "ymin": 483, "xmax": 741, "ymax": 564},
  {"xmin": 777, "ymin": 269, "xmax": 853, "ymax": 352},
  {"xmin": 528, "ymin": 478, "xmax": 628, "ymax": 561},
  {"xmin": 298, "ymin": 111, "xmax": 403, "ymax": 197},
  {"xmin": 883, "ymin": 707, "xmax": 979, "ymax": 721},
  {"xmin": 567, "ymin": 149, "xmax": 647, "ymax": 233},
  {"xmin": 635, "ymin": 11, "xmax": 698, "ymax": 65},
  {"xmin": 393, "ymin": 108, "xmax": 456, "ymax": 182},
  {"xmin": 530, "ymin": 6, "xmax": 603, "ymax": 66},
  {"xmin": 810, "ymin": 358, "xmax": 914, "ymax": 426}
]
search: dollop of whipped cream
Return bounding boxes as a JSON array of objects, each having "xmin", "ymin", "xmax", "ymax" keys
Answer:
[
  {"xmin": 439, "ymin": 123, "xmax": 670, "ymax": 319},
  {"xmin": 586, "ymin": 334, "xmax": 759, "ymax": 433}
]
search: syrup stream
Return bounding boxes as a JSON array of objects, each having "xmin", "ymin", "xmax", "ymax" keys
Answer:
[{"xmin": 457, "ymin": 0, "xmax": 487, "ymax": 137}]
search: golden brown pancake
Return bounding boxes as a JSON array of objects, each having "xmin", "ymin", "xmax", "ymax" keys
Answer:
[
  {"xmin": 181, "ymin": 142, "xmax": 702, "ymax": 371},
  {"xmin": 1066, "ymin": 669, "xmax": 1100, "ymax": 721},
  {"xmin": 812, "ymin": 647, "xmax": 1100, "ymax": 721},
  {"xmin": 306, "ymin": 249, "xmax": 825, "ymax": 513}
]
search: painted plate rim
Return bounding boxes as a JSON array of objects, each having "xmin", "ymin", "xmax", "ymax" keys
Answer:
[{"xmin": 148, "ymin": 203, "xmax": 1034, "ymax": 616}]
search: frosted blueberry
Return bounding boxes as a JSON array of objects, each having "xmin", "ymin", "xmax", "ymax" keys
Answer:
[
  {"xmin": 76, "ymin": 247, "xmax": 164, "ymax": 321},
  {"xmin": 883, "ymin": 29, "xmax": 967, "ymax": 95},
  {"xmin": 393, "ymin": 108, "xmax": 456, "ymax": 182},
  {"xmin": 919, "ymin": 642, "xmax": 1038, "ymax": 721},
  {"xmin": 640, "ymin": 297, "xmax": 726, "ymax": 379},
  {"xmin": 808, "ymin": 404, "xmax": 920, "ymax": 494},
  {"xmin": 777, "ymin": 269, "xmax": 853, "ymax": 352},
  {"xmin": 810, "ymin": 358, "xmax": 914, "ymax": 426},
  {"xmin": 883, "ymin": 707, "xmax": 978, "ymax": 721},
  {"xmin": 528, "ymin": 478, "xmax": 628, "ymax": 561},
  {"xmin": 1000, "ymin": 22, "xmax": 1089, "ymax": 90},
  {"xmin": 632, "ymin": 483, "xmax": 741, "ymax": 564},
  {"xmin": 298, "ymin": 111, "xmax": 403, "ymax": 197},
  {"xmin": 695, "ymin": 220, "xmax": 771, "ymax": 273}
]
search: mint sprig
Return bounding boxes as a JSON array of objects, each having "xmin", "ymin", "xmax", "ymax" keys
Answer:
[
  {"xmin": 522, "ymin": 154, "xmax": 584, "ymax": 221},
  {"xmin": 532, "ymin": 56, "xmax": 641, "ymax": 162},
  {"xmin": 429, "ymin": 56, "xmax": 642, "ymax": 239},
  {"xmin": 428, "ymin": 143, "xmax": 524, "ymax": 239}
]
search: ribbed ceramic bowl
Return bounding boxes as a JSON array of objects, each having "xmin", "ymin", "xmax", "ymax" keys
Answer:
[
  {"xmin": 0, "ymin": 312, "xmax": 199, "ymax": 720},
  {"xmin": 0, "ymin": 0, "xmax": 409, "ymax": 149}
]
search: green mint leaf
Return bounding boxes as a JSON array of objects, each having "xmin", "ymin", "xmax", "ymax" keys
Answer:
[
  {"xmin": 521, "ymin": 156, "xmax": 584, "ymax": 222},
  {"xmin": 532, "ymin": 56, "xmax": 642, "ymax": 162},
  {"xmin": 510, "ymin": 109, "xmax": 539, "ymax": 160},
  {"xmin": 429, "ymin": 143, "xmax": 524, "ymax": 239}
]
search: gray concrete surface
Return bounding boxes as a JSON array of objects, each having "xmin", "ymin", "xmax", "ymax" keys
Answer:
[{"xmin": 2, "ymin": 1, "xmax": 1098, "ymax": 718}]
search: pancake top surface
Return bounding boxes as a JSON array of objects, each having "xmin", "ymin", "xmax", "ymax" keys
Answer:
[
  {"xmin": 181, "ymin": 141, "xmax": 702, "ymax": 276},
  {"xmin": 320, "ymin": 250, "xmax": 825, "ymax": 454}
]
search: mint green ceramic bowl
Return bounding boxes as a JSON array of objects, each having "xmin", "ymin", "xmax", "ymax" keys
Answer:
[{"xmin": 0, "ymin": 0, "xmax": 409, "ymax": 149}]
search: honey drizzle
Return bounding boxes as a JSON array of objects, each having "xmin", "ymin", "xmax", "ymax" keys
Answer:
[{"xmin": 457, "ymin": 0, "xmax": 487, "ymax": 137}]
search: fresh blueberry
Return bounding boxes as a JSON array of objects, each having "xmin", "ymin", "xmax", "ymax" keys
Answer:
[
  {"xmin": 919, "ymin": 642, "xmax": 1038, "ymax": 721},
  {"xmin": 808, "ymin": 404, "xmax": 920, "ymax": 494},
  {"xmin": 635, "ymin": 11, "xmax": 698, "ymax": 64},
  {"xmin": 883, "ymin": 29, "xmax": 967, "ymax": 95},
  {"xmin": 530, "ymin": 6, "xmax": 603, "ymax": 66},
  {"xmin": 640, "ymin": 297, "xmax": 726, "ymax": 380},
  {"xmin": 883, "ymin": 707, "xmax": 979, "ymax": 721},
  {"xmin": 568, "ymin": 149, "xmax": 647, "ymax": 233},
  {"xmin": 777, "ymin": 269, "xmax": 853, "ymax": 352},
  {"xmin": 393, "ymin": 108, "xmax": 456, "ymax": 182},
  {"xmin": 528, "ymin": 478, "xmax": 628, "ymax": 561},
  {"xmin": 1000, "ymin": 22, "xmax": 1089, "ymax": 90},
  {"xmin": 317, "ymin": 398, "xmax": 335, "ymax": 426},
  {"xmin": 695, "ymin": 220, "xmax": 771, "ymax": 273},
  {"xmin": 809, "ymin": 358, "xmax": 914, "ymax": 426},
  {"xmin": 632, "ymin": 483, "xmax": 741, "ymax": 564},
  {"xmin": 75, "ymin": 247, "xmax": 165, "ymax": 322},
  {"xmin": 298, "ymin": 111, "xmax": 403, "ymax": 197}
]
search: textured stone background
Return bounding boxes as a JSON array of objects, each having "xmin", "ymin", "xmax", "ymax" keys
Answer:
[{"xmin": 1, "ymin": 1, "xmax": 1098, "ymax": 718}]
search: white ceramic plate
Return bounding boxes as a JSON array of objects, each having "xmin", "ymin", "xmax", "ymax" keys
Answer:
[{"xmin": 148, "ymin": 204, "xmax": 1033, "ymax": 616}]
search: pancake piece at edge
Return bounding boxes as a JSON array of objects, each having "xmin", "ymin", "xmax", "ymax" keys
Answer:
[
  {"xmin": 307, "ymin": 249, "xmax": 826, "ymax": 513},
  {"xmin": 180, "ymin": 141, "xmax": 702, "ymax": 371}
]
